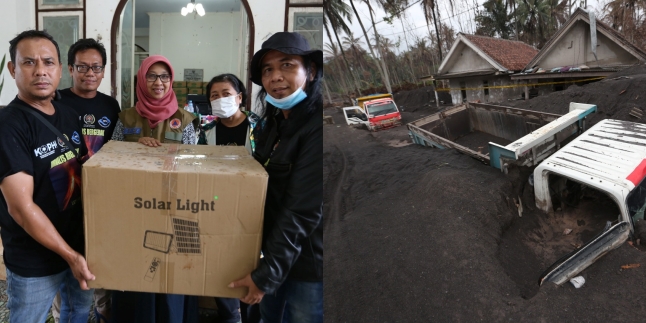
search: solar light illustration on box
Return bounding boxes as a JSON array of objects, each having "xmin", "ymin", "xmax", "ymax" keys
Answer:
[{"xmin": 142, "ymin": 217, "xmax": 201, "ymax": 254}]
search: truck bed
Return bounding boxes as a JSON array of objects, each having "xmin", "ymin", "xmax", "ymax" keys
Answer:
[
  {"xmin": 408, "ymin": 103, "xmax": 562, "ymax": 164},
  {"xmin": 454, "ymin": 131, "xmax": 512, "ymax": 155}
]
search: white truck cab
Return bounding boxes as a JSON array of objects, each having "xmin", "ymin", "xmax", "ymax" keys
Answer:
[
  {"xmin": 342, "ymin": 106, "xmax": 371, "ymax": 130},
  {"xmin": 534, "ymin": 119, "xmax": 646, "ymax": 285}
]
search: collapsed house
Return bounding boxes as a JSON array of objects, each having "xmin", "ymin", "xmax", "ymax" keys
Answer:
[
  {"xmin": 511, "ymin": 8, "xmax": 646, "ymax": 98},
  {"xmin": 434, "ymin": 34, "xmax": 538, "ymax": 105}
]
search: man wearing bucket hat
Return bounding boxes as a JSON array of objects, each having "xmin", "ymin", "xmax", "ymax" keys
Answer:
[{"xmin": 228, "ymin": 32, "xmax": 323, "ymax": 323}]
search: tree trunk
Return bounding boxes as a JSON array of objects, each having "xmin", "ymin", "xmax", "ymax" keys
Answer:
[
  {"xmin": 350, "ymin": 0, "xmax": 392, "ymax": 93},
  {"xmin": 365, "ymin": 1, "xmax": 393, "ymax": 93},
  {"xmin": 431, "ymin": 4, "xmax": 443, "ymax": 62},
  {"xmin": 325, "ymin": 23, "xmax": 362, "ymax": 96},
  {"xmin": 322, "ymin": 78, "xmax": 333, "ymax": 104},
  {"xmin": 398, "ymin": 16, "xmax": 418, "ymax": 83}
]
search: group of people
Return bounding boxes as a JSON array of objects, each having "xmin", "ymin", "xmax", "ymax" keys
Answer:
[{"xmin": 0, "ymin": 28, "xmax": 322, "ymax": 323}]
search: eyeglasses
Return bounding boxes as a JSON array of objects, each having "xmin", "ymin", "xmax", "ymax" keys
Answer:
[
  {"xmin": 73, "ymin": 65, "xmax": 104, "ymax": 73},
  {"xmin": 146, "ymin": 74, "xmax": 172, "ymax": 83}
]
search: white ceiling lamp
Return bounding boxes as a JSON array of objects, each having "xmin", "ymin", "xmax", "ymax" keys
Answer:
[{"xmin": 181, "ymin": 0, "xmax": 205, "ymax": 17}]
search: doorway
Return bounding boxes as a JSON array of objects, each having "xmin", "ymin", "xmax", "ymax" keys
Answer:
[{"xmin": 111, "ymin": 0, "xmax": 255, "ymax": 110}]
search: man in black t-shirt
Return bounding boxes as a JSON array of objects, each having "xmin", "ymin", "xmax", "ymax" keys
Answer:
[
  {"xmin": 54, "ymin": 38, "xmax": 120, "ymax": 323},
  {"xmin": 0, "ymin": 30, "xmax": 94, "ymax": 323},
  {"xmin": 60, "ymin": 38, "xmax": 120, "ymax": 157}
]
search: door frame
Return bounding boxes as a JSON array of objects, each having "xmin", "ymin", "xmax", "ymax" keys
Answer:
[{"xmin": 110, "ymin": 0, "xmax": 256, "ymax": 108}]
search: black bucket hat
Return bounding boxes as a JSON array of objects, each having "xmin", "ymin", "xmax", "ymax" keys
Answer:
[{"xmin": 250, "ymin": 32, "xmax": 322, "ymax": 85}]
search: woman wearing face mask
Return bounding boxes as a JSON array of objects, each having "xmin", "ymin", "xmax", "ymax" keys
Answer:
[
  {"xmin": 198, "ymin": 73, "xmax": 263, "ymax": 323},
  {"xmin": 227, "ymin": 32, "xmax": 323, "ymax": 323},
  {"xmin": 198, "ymin": 73, "xmax": 258, "ymax": 153}
]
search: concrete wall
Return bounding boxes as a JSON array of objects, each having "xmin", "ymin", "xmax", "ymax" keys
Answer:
[
  {"xmin": 441, "ymin": 42, "xmax": 495, "ymax": 74},
  {"xmin": 448, "ymin": 76, "xmax": 525, "ymax": 105},
  {"xmin": 538, "ymin": 20, "xmax": 641, "ymax": 69}
]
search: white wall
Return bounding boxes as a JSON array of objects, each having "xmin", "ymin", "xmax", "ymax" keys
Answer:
[
  {"xmin": 86, "ymin": 0, "xmax": 121, "ymax": 97},
  {"xmin": 135, "ymin": 28, "xmax": 150, "ymax": 51},
  {"xmin": 538, "ymin": 20, "xmax": 642, "ymax": 69},
  {"xmin": 0, "ymin": 0, "xmax": 36, "ymax": 105},
  {"xmin": 247, "ymin": 0, "xmax": 287, "ymax": 112},
  {"xmin": 148, "ymin": 11, "xmax": 242, "ymax": 82}
]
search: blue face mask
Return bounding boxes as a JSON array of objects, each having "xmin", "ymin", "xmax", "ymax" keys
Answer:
[{"xmin": 265, "ymin": 80, "xmax": 308, "ymax": 110}]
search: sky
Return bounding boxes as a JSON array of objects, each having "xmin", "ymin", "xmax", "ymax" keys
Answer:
[{"xmin": 325, "ymin": 0, "xmax": 607, "ymax": 57}]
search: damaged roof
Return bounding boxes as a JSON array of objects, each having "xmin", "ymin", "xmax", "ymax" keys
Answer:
[{"xmin": 461, "ymin": 34, "xmax": 539, "ymax": 71}]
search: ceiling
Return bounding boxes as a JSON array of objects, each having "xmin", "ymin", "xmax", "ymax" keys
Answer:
[{"xmin": 135, "ymin": 0, "xmax": 242, "ymax": 28}]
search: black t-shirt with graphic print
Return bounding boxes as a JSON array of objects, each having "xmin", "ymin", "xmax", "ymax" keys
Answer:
[
  {"xmin": 215, "ymin": 118, "xmax": 249, "ymax": 146},
  {"xmin": 59, "ymin": 88, "xmax": 120, "ymax": 157},
  {"xmin": 0, "ymin": 97, "xmax": 87, "ymax": 277}
]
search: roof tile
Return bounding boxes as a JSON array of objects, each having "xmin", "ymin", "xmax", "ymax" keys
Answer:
[{"xmin": 462, "ymin": 34, "xmax": 538, "ymax": 71}]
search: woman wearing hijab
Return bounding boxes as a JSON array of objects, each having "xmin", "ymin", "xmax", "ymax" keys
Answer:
[
  {"xmin": 109, "ymin": 55, "xmax": 198, "ymax": 323},
  {"xmin": 228, "ymin": 32, "xmax": 323, "ymax": 323},
  {"xmin": 111, "ymin": 55, "xmax": 197, "ymax": 145}
]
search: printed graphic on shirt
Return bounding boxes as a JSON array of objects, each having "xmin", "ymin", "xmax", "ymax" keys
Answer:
[
  {"xmin": 71, "ymin": 131, "xmax": 81, "ymax": 145},
  {"xmin": 98, "ymin": 116, "xmax": 111, "ymax": 128},
  {"xmin": 81, "ymin": 114, "xmax": 111, "ymax": 156},
  {"xmin": 49, "ymin": 154, "xmax": 82, "ymax": 211},
  {"xmin": 34, "ymin": 140, "xmax": 59, "ymax": 159},
  {"xmin": 84, "ymin": 114, "xmax": 95, "ymax": 125}
]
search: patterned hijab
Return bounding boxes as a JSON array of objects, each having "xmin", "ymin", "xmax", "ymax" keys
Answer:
[{"xmin": 135, "ymin": 55, "xmax": 178, "ymax": 129}]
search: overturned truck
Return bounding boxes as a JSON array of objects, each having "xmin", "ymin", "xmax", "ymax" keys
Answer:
[{"xmin": 409, "ymin": 102, "xmax": 646, "ymax": 286}]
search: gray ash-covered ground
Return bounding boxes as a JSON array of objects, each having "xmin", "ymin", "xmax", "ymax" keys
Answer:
[
  {"xmin": 506, "ymin": 64, "xmax": 646, "ymax": 125},
  {"xmin": 324, "ymin": 64, "xmax": 646, "ymax": 321}
]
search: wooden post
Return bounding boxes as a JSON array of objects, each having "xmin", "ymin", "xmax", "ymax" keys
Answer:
[
  {"xmin": 434, "ymin": 80, "xmax": 440, "ymax": 108},
  {"xmin": 524, "ymin": 81, "xmax": 529, "ymax": 101}
]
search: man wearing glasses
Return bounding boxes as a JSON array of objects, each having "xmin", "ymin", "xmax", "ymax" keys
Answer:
[
  {"xmin": 60, "ymin": 38, "xmax": 120, "ymax": 158},
  {"xmin": 55, "ymin": 38, "xmax": 120, "ymax": 323}
]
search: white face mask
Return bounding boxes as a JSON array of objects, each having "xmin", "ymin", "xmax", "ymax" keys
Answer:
[{"xmin": 211, "ymin": 95, "xmax": 239, "ymax": 118}]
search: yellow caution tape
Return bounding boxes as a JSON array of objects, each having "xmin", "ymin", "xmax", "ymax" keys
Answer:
[{"xmin": 434, "ymin": 76, "xmax": 606, "ymax": 92}]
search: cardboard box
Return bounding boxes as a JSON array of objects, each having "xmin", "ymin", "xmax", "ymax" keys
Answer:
[
  {"xmin": 188, "ymin": 88, "xmax": 203, "ymax": 95},
  {"xmin": 82, "ymin": 142, "xmax": 267, "ymax": 297},
  {"xmin": 174, "ymin": 88, "xmax": 188, "ymax": 95},
  {"xmin": 186, "ymin": 81, "xmax": 202, "ymax": 89},
  {"xmin": 173, "ymin": 81, "xmax": 187, "ymax": 88},
  {"xmin": 176, "ymin": 94, "xmax": 187, "ymax": 106}
]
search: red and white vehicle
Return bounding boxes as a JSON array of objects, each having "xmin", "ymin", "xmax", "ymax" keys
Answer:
[{"xmin": 347, "ymin": 94, "xmax": 402, "ymax": 131}]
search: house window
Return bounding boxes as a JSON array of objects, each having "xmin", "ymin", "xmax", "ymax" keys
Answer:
[
  {"xmin": 293, "ymin": 12, "xmax": 322, "ymax": 50},
  {"xmin": 483, "ymin": 80, "xmax": 489, "ymax": 96},
  {"xmin": 287, "ymin": 1, "xmax": 323, "ymax": 50},
  {"xmin": 459, "ymin": 81, "xmax": 467, "ymax": 102}
]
